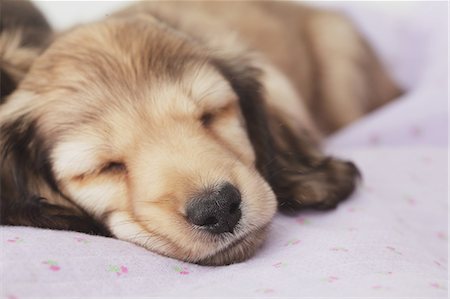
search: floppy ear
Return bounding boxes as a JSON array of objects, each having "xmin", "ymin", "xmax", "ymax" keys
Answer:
[
  {"xmin": 0, "ymin": 114, "xmax": 110, "ymax": 235},
  {"xmin": 0, "ymin": 0, "xmax": 53, "ymax": 101},
  {"xmin": 212, "ymin": 56, "xmax": 277, "ymax": 181},
  {"xmin": 213, "ymin": 55, "xmax": 360, "ymax": 212},
  {"xmin": 0, "ymin": 0, "xmax": 108, "ymax": 234},
  {"xmin": 265, "ymin": 110, "xmax": 360, "ymax": 212}
]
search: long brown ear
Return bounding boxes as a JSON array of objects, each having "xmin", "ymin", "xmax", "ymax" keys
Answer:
[
  {"xmin": 213, "ymin": 55, "xmax": 360, "ymax": 212},
  {"xmin": 0, "ymin": 114, "xmax": 110, "ymax": 235},
  {"xmin": 0, "ymin": 0, "xmax": 52, "ymax": 101},
  {"xmin": 212, "ymin": 56, "xmax": 277, "ymax": 181},
  {"xmin": 0, "ymin": 0, "xmax": 107, "ymax": 234},
  {"xmin": 266, "ymin": 109, "xmax": 361, "ymax": 212}
]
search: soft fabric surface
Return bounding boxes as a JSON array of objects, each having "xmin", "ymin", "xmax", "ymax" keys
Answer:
[
  {"xmin": 1, "ymin": 2, "xmax": 448, "ymax": 298},
  {"xmin": 1, "ymin": 148, "xmax": 447, "ymax": 298}
]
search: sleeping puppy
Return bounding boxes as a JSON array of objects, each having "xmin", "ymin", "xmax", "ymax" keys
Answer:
[{"xmin": 0, "ymin": 0, "xmax": 401, "ymax": 265}]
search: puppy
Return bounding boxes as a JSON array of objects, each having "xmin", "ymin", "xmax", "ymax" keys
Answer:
[{"xmin": 0, "ymin": 1, "xmax": 401, "ymax": 265}]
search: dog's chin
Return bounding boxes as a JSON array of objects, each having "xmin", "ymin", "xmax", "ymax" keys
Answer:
[
  {"xmin": 107, "ymin": 211, "xmax": 271, "ymax": 266},
  {"xmin": 196, "ymin": 226, "xmax": 269, "ymax": 266}
]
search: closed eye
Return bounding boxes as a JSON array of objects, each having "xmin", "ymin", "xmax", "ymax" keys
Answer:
[
  {"xmin": 200, "ymin": 112, "xmax": 214, "ymax": 127},
  {"xmin": 200, "ymin": 102, "xmax": 236, "ymax": 127},
  {"xmin": 100, "ymin": 161, "xmax": 127, "ymax": 174}
]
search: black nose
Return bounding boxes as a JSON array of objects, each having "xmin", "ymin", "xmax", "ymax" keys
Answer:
[{"xmin": 186, "ymin": 183, "xmax": 242, "ymax": 234}]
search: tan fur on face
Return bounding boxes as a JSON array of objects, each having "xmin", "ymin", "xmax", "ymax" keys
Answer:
[{"xmin": 4, "ymin": 17, "xmax": 276, "ymax": 264}]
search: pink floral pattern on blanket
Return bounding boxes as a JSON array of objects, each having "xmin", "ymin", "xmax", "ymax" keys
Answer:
[
  {"xmin": 107, "ymin": 265, "xmax": 128, "ymax": 276},
  {"xmin": 42, "ymin": 260, "xmax": 61, "ymax": 272}
]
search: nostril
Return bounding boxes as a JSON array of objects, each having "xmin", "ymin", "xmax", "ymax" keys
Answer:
[
  {"xmin": 203, "ymin": 216, "xmax": 218, "ymax": 226},
  {"xmin": 229, "ymin": 202, "xmax": 240, "ymax": 215}
]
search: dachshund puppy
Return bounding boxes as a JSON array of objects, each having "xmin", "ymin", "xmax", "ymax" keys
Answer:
[{"xmin": 0, "ymin": 1, "xmax": 401, "ymax": 265}]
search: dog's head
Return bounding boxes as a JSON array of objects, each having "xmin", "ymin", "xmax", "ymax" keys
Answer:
[{"xmin": 1, "ymin": 16, "xmax": 277, "ymax": 265}]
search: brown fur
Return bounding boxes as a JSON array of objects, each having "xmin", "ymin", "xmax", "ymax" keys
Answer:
[
  {"xmin": 0, "ymin": 0, "xmax": 52, "ymax": 101},
  {"xmin": 0, "ymin": 1, "xmax": 401, "ymax": 265}
]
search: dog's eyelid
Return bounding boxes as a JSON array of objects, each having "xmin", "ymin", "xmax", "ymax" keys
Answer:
[
  {"xmin": 200, "ymin": 102, "xmax": 235, "ymax": 126},
  {"xmin": 100, "ymin": 161, "xmax": 127, "ymax": 174},
  {"xmin": 200, "ymin": 112, "xmax": 214, "ymax": 126}
]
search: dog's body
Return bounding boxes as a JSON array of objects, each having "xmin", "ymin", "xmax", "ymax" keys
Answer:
[{"xmin": 0, "ymin": 1, "xmax": 400, "ymax": 265}]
